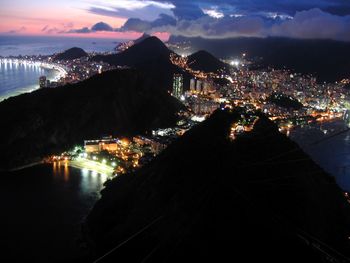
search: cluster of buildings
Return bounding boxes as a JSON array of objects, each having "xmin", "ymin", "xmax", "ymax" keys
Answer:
[
  {"xmin": 170, "ymin": 51, "xmax": 350, "ymax": 137},
  {"xmin": 39, "ymin": 56, "xmax": 116, "ymax": 87}
]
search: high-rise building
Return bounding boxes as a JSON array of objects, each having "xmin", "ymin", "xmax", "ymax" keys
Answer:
[
  {"xmin": 196, "ymin": 80, "xmax": 202, "ymax": 93},
  {"xmin": 172, "ymin": 73, "xmax": 183, "ymax": 99},
  {"xmin": 190, "ymin": 78, "xmax": 196, "ymax": 92},
  {"xmin": 39, "ymin": 76, "xmax": 46, "ymax": 88}
]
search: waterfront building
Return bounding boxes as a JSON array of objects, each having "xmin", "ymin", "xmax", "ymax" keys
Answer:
[
  {"xmin": 39, "ymin": 76, "xmax": 47, "ymax": 88},
  {"xmin": 84, "ymin": 138, "xmax": 119, "ymax": 153}
]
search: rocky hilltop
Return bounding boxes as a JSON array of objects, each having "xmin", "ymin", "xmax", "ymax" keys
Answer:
[
  {"xmin": 0, "ymin": 69, "xmax": 182, "ymax": 170},
  {"xmin": 86, "ymin": 108, "xmax": 350, "ymax": 262}
]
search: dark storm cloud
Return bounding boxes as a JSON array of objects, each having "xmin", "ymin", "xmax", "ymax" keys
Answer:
[
  {"xmin": 151, "ymin": 0, "xmax": 350, "ymax": 16},
  {"xmin": 119, "ymin": 14, "xmax": 176, "ymax": 32}
]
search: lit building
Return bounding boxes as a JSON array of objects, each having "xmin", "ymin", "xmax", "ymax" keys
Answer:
[
  {"xmin": 190, "ymin": 78, "xmax": 196, "ymax": 92},
  {"xmin": 172, "ymin": 73, "xmax": 183, "ymax": 99},
  {"xmin": 84, "ymin": 138, "xmax": 119, "ymax": 153},
  {"xmin": 39, "ymin": 76, "xmax": 46, "ymax": 88},
  {"xmin": 196, "ymin": 80, "xmax": 202, "ymax": 92}
]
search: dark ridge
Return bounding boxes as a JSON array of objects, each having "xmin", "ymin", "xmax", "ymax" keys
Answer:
[
  {"xmin": 53, "ymin": 47, "xmax": 88, "ymax": 60},
  {"xmin": 94, "ymin": 36, "xmax": 171, "ymax": 67},
  {"xmin": 187, "ymin": 50, "xmax": 230, "ymax": 74},
  {"xmin": 268, "ymin": 93, "xmax": 303, "ymax": 110},
  {"xmin": 92, "ymin": 36, "xmax": 192, "ymax": 91},
  {"xmin": 168, "ymin": 35, "xmax": 350, "ymax": 83},
  {"xmin": 85, "ymin": 108, "xmax": 350, "ymax": 262},
  {"xmin": 134, "ymin": 33, "xmax": 152, "ymax": 45},
  {"xmin": 0, "ymin": 69, "xmax": 183, "ymax": 170}
]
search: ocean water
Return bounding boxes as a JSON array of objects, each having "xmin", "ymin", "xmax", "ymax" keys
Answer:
[
  {"xmin": 0, "ymin": 35, "xmax": 122, "ymax": 101},
  {"xmin": 0, "ymin": 163, "xmax": 107, "ymax": 262},
  {"xmin": 0, "ymin": 35, "xmax": 121, "ymax": 56},
  {"xmin": 0, "ymin": 59, "xmax": 59, "ymax": 101}
]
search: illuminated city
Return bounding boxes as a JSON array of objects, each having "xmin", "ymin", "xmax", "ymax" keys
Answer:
[{"xmin": 1, "ymin": 0, "xmax": 350, "ymax": 262}]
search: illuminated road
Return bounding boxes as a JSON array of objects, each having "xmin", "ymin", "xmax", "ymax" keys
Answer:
[{"xmin": 68, "ymin": 158, "xmax": 114, "ymax": 176}]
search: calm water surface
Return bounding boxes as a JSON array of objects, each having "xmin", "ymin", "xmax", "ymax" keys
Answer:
[
  {"xmin": 290, "ymin": 120, "xmax": 350, "ymax": 191},
  {"xmin": 0, "ymin": 163, "xmax": 108, "ymax": 262}
]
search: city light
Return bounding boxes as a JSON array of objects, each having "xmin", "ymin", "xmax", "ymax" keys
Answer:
[{"xmin": 230, "ymin": 60, "xmax": 240, "ymax": 67}]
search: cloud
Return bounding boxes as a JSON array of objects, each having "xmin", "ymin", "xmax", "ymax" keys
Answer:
[
  {"xmin": 119, "ymin": 13, "xmax": 176, "ymax": 32},
  {"xmin": 270, "ymin": 8, "xmax": 350, "ymax": 41},
  {"xmin": 150, "ymin": 0, "xmax": 350, "ymax": 16},
  {"xmin": 91, "ymin": 21, "xmax": 114, "ymax": 31},
  {"xmin": 67, "ymin": 27, "xmax": 91, "ymax": 33},
  {"xmin": 112, "ymin": 7, "xmax": 350, "ymax": 41},
  {"xmin": 87, "ymin": 0, "xmax": 175, "ymax": 21},
  {"xmin": 6, "ymin": 26, "xmax": 27, "ymax": 34},
  {"xmin": 65, "ymin": 22, "xmax": 115, "ymax": 33},
  {"xmin": 60, "ymin": 1, "xmax": 350, "ymax": 42}
]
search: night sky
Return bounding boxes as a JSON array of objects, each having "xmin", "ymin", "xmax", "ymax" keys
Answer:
[{"xmin": 1, "ymin": 0, "xmax": 350, "ymax": 40}]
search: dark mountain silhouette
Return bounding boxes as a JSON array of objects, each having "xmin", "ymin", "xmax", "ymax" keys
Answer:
[
  {"xmin": 53, "ymin": 47, "xmax": 88, "ymax": 60},
  {"xmin": 168, "ymin": 35, "xmax": 350, "ymax": 83},
  {"xmin": 93, "ymin": 37, "xmax": 171, "ymax": 69},
  {"xmin": 0, "ymin": 69, "xmax": 182, "ymax": 170},
  {"xmin": 92, "ymin": 37, "xmax": 192, "ymax": 91},
  {"xmin": 85, "ymin": 108, "xmax": 350, "ymax": 262},
  {"xmin": 134, "ymin": 33, "xmax": 151, "ymax": 45},
  {"xmin": 187, "ymin": 50, "xmax": 230, "ymax": 74}
]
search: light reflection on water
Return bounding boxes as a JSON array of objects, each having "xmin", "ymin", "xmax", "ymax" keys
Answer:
[
  {"xmin": 0, "ymin": 60, "xmax": 59, "ymax": 101},
  {"xmin": 51, "ymin": 161, "xmax": 108, "ymax": 197}
]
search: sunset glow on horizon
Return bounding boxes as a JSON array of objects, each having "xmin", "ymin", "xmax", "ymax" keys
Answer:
[{"xmin": 1, "ymin": 0, "xmax": 350, "ymax": 41}]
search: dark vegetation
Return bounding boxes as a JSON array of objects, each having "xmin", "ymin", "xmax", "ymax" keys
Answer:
[
  {"xmin": 85, "ymin": 108, "xmax": 350, "ymax": 262},
  {"xmin": 187, "ymin": 50, "xmax": 230, "ymax": 74},
  {"xmin": 0, "ymin": 69, "xmax": 182, "ymax": 170},
  {"xmin": 268, "ymin": 93, "xmax": 304, "ymax": 110}
]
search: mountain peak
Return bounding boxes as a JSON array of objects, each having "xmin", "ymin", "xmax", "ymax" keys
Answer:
[
  {"xmin": 134, "ymin": 33, "xmax": 152, "ymax": 44},
  {"xmin": 54, "ymin": 47, "xmax": 87, "ymax": 60},
  {"xmin": 188, "ymin": 49, "xmax": 229, "ymax": 74}
]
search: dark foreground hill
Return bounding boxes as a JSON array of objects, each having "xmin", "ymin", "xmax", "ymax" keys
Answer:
[
  {"xmin": 54, "ymin": 47, "xmax": 88, "ymax": 60},
  {"xmin": 168, "ymin": 35, "xmax": 350, "ymax": 83},
  {"xmin": 0, "ymin": 69, "xmax": 182, "ymax": 170},
  {"xmin": 92, "ymin": 37, "xmax": 192, "ymax": 91},
  {"xmin": 85, "ymin": 109, "xmax": 350, "ymax": 262},
  {"xmin": 187, "ymin": 50, "xmax": 230, "ymax": 74}
]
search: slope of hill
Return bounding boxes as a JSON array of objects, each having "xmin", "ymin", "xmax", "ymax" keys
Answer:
[
  {"xmin": 134, "ymin": 33, "xmax": 151, "ymax": 45},
  {"xmin": 92, "ymin": 37, "xmax": 192, "ymax": 91},
  {"xmin": 168, "ymin": 35, "xmax": 350, "ymax": 82},
  {"xmin": 187, "ymin": 50, "xmax": 230, "ymax": 74},
  {"xmin": 54, "ymin": 47, "xmax": 88, "ymax": 60},
  {"xmin": 0, "ymin": 69, "xmax": 183, "ymax": 170},
  {"xmin": 85, "ymin": 108, "xmax": 350, "ymax": 262}
]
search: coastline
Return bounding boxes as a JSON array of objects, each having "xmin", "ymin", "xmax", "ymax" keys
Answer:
[
  {"xmin": 0, "ymin": 58, "xmax": 66, "ymax": 102},
  {"xmin": 8, "ymin": 161, "xmax": 44, "ymax": 172}
]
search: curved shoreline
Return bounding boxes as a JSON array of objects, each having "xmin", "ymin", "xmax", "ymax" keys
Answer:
[{"xmin": 0, "ymin": 58, "xmax": 67, "ymax": 101}]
